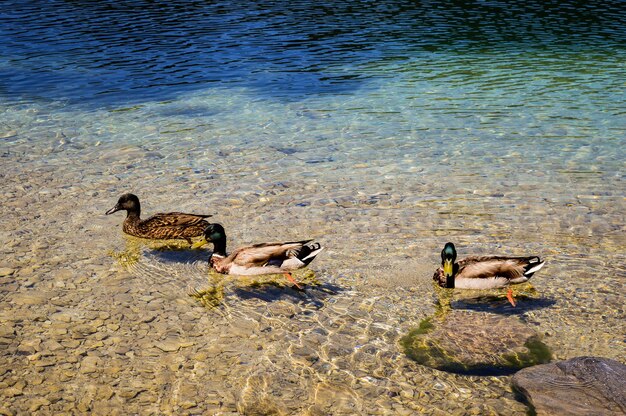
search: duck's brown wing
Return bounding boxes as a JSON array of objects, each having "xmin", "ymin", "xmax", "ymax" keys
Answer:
[
  {"xmin": 457, "ymin": 256, "xmax": 539, "ymax": 280},
  {"xmin": 146, "ymin": 212, "xmax": 212, "ymax": 227},
  {"xmin": 137, "ymin": 212, "xmax": 212, "ymax": 239},
  {"xmin": 230, "ymin": 241, "xmax": 312, "ymax": 267}
]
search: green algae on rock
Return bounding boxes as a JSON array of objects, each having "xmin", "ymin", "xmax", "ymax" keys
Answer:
[{"xmin": 400, "ymin": 310, "xmax": 552, "ymax": 375}]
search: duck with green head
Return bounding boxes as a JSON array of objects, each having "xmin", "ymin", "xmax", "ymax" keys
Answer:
[
  {"xmin": 434, "ymin": 242, "xmax": 545, "ymax": 307},
  {"xmin": 192, "ymin": 223, "xmax": 323, "ymax": 290},
  {"xmin": 106, "ymin": 193, "xmax": 212, "ymax": 244}
]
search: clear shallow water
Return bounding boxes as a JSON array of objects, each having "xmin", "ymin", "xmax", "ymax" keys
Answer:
[{"xmin": 1, "ymin": 1, "xmax": 625, "ymax": 414}]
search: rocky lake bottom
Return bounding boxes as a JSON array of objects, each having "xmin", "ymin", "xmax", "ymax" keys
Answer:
[{"xmin": 1, "ymin": 111, "xmax": 624, "ymax": 414}]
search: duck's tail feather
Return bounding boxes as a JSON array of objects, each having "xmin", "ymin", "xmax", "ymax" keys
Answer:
[
  {"xmin": 297, "ymin": 242, "xmax": 324, "ymax": 265},
  {"xmin": 523, "ymin": 257, "xmax": 545, "ymax": 277}
]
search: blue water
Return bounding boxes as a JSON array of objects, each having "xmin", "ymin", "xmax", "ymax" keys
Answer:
[{"xmin": 1, "ymin": 1, "xmax": 625, "ymax": 107}]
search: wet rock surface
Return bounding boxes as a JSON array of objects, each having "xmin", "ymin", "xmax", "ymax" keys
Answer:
[
  {"xmin": 401, "ymin": 310, "xmax": 552, "ymax": 375},
  {"xmin": 512, "ymin": 356, "xmax": 626, "ymax": 416}
]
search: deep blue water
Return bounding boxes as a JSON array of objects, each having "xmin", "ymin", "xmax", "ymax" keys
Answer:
[{"xmin": 1, "ymin": 0, "xmax": 625, "ymax": 107}]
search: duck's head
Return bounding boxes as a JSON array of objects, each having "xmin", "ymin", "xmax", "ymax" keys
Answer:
[
  {"xmin": 441, "ymin": 242, "xmax": 457, "ymax": 279},
  {"xmin": 191, "ymin": 224, "xmax": 227, "ymax": 257},
  {"xmin": 106, "ymin": 193, "xmax": 140, "ymax": 215}
]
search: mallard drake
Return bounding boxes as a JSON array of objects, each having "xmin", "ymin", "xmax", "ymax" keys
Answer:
[
  {"xmin": 433, "ymin": 242, "xmax": 545, "ymax": 307},
  {"xmin": 105, "ymin": 193, "xmax": 212, "ymax": 244},
  {"xmin": 191, "ymin": 223, "xmax": 323, "ymax": 289}
]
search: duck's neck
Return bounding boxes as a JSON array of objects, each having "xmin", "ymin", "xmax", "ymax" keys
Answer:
[
  {"xmin": 445, "ymin": 263, "xmax": 458, "ymax": 288},
  {"xmin": 445, "ymin": 273, "xmax": 455, "ymax": 288},
  {"xmin": 212, "ymin": 237, "xmax": 227, "ymax": 257},
  {"xmin": 125, "ymin": 208, "xmax": 141, "ymax": 221}
]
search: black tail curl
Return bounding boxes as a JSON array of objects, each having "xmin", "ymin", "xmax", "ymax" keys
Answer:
[{"xmin": 297, "ymin": 242, "xmax": 322, "ymax": 265}]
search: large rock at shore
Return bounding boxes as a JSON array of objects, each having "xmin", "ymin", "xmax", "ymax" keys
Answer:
[
  {"xmin": 512, "ymin": 356, "xmax": 626, "ymax": 416},
  {"xmin": 400, "ymin": 310, "xmax": 552, "ymax": 375}
]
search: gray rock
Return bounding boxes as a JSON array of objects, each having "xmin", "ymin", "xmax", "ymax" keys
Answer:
[{"xmin": 512, "ymin": 356, "xmax": 626, "ymax": 416}]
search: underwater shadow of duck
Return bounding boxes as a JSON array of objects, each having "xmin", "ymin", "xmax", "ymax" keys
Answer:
[
  {"xmin": 232, "ymin": 280, "xmax": 344, "ymax": 310},
  {"xmin": 450, "ymin": 295, "xmax": 557, "ymax": 316},
  {"xmin": 144, "ymin": 247, "xmax": 208, "ymax": 264}
]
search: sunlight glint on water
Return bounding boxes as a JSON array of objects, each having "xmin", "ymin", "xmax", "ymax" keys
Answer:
[{"xmin": 1, "ymin": 1, "xmax": 624, "ymax": 414}]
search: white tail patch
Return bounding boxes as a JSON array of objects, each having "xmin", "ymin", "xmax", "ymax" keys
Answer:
[
  {"xmin": 524, "ymin": 261, "xmax": 545, "ymax": 276},
  {"xmin": 302, "ymin": 247, "xmax": 324, "ymax": 261}
]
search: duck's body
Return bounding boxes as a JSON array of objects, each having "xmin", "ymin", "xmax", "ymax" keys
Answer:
[
  {"xmin": 211, "ymin": 240, "xmax": 322, "ymax": 275},
  {"xmin": 106, "ymin": 194, "xmax": 211, "ymax": 243},
  {"xmin": 433, "ymin": 255, "xmax": 545, "ymax": 289},
  {"xmin": 434, "ymin": 243, "xmax": 545, "ymax": 306},
  {"xmin": 193, "ymin": 223, "xmax": 323, "ymax": 289}
]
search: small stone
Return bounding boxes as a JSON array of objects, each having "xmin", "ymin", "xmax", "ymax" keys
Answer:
[
  {"xmin": 0, "ymin": 130, "xmax": 17, "ymax": 138},
  {"xmin": 50, "ymin": 312, "xmax": 73, "ymax": 323},
  {"xmin": 0, "ymin": 268, "xmax": 15, "ymax": 277},
  {"xmin": 72, "ymin": 324, "xmax": 98, "ymax": 338},
  {"xmin": 0, "ymin": 323, "xmax": 15, "ymax": 338},
  {"xmin": 95, "ymin": 385, "xmax": 114, "ymax": 401},
  {"xmin": 154, "ymin": 338, "xmax": 193, "ymax": 352},
  {"xmin": 0, "ymin": 406, "xmax": 15, "ymax": 416},
  {"xmin": 118, "ymin": 387, "xmax": 145, "ymax": 399},
  {"xmin": 140, "ymin": 314, "xmax": 157, "ymax": 323},
  {"xmin": 29, "ymin": 375, "xmax": 44, "ymax": 385},
  {"xmin": 98, "ymin": 312, "xmax": 111, "ymax": 320},
  {"xmin": 112, "ymin": 345, "xmax": 130, "ymax": 355},
  {"xmin": 4, "ymin": 387, "xmax": 23, "ymax": 397},
  {"xmin": 61, "ymin": 339, "xmax": 81, "ymax": 349},
  {"xmin": 79, "ymin": 356, "xmax": 101, "ymax": 374},
  {"xmin": 29, "ymin": 398, "xmax": 51, "ymax": 412},
  {"xmin": 433, "ymin": 382, "xmax": 446, "ymax": 391},
  {"xmin": 33, "ymin": 359, "xmax": 56, "ymax": 368},
  {"xmin": 12, "ymin": 292, "xmax": 48, "ymax": 305},
  {"xmin": 180, "ymin": 401, "xmax": 197, "ymax": 409},
  {"xmin": 400, "ymin": 388, "xmax": 414, "ymax": 399}
]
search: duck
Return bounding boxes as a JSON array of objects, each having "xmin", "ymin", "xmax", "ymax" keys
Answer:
[
  {"xmin": 433, "ymin": 242, "xmax": 545, "ymax": 307},
  {"xmin": 191, "ymin": 223, "xmax": 323, "ymax": 289},
  {"xmin": 105, "ymin": 193, "xmax": 212, "ymax": 244}
]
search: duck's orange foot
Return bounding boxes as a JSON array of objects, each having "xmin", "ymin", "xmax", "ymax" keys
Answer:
[
  {"xmin": 506, "ymin": 288, "xmax": 517, "ymax": 307},
  {"xmin": 284, "ymin": 272, "xmax": 303, "ymax": 290}
]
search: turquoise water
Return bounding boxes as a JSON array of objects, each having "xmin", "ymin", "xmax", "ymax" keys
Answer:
[{"xmin": 1, "ymin": 1, "xmax": 625, "ymax": 414}]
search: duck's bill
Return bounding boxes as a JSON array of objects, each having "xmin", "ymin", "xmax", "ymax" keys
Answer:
[
  {"xmin": 105, "ymin": 205, "xmax": 120, "ymax": 215},
  {"xmin": 443, "ymin": 259, "xmax": 454, "ymax": 278},
  {"xmin": 191, "ymin": 238, "xmax": 208, "ymax": 249}
]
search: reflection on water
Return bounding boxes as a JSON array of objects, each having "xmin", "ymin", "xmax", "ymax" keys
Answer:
[{"xmin": 1, "ymin": 1, "xmax": 625, "ymax": 414}]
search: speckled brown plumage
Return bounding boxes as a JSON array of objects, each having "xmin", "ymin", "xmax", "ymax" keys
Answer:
[{"xmin": 106, "ymin": 193, "xmax": 212, "ymax": 243}]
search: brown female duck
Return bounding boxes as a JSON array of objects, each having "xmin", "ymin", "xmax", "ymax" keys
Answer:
[
  {"xmin": 433, "ymin": 242, "xmax": 545, "ymax": 307},
  {"xmin": 106, "ymin": 193, "xmax": 212, "ymax": 243},
  {"xmin": 192, "ymin": 223, "xmax": 323, "ymax": 289}
]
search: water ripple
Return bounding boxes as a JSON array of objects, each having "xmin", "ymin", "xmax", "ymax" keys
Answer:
[{"xmin": 1, "ymin": 0, "xmax": 624, "ymax": 106}]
